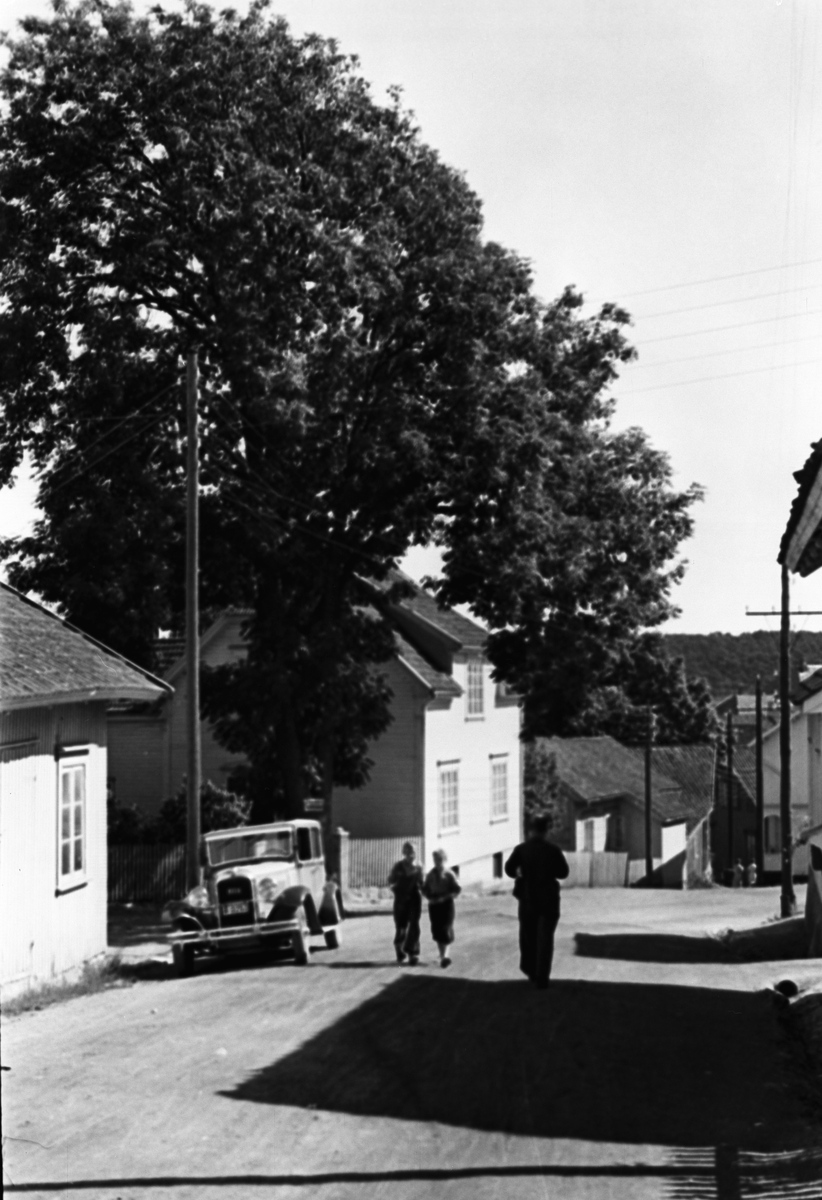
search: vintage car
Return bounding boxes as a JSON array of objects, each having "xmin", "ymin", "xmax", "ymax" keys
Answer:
[{"xmin": 162, "ymin": 819, "xmax": 343, "ymax": 975}]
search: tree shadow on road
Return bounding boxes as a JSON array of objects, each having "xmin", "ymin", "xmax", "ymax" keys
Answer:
[{"xmin": 220, "ymin": 975, "xmax": 818, "ymax": 1153}]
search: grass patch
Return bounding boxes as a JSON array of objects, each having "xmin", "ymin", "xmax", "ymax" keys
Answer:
[{"xmin": 3, "ymin": 954, "xmax": 135, "ymax": 1017}]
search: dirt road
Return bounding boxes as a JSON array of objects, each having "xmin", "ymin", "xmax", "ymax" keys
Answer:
[{"xmin": 3, "ymin": 887, "xmax": 821, "ymax": 1200}]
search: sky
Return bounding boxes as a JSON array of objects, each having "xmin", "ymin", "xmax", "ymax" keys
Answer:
[{"xmin": 0, "ymin": 0, "xmax": 821, "ymax": 635}]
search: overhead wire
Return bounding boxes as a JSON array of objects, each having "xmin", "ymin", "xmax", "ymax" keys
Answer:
[
  {"xmin": 620, "ymin": 356, "xmax": 822, "ymax": 396},
  {"xmin": 638, "ymin": 306, "xmax": 822, "ymax": 345},
  {"xmin": 630, "ymin": 331, "xmax": 822, "ymax": 371},
  {"xmin": 609, "ymin": 255, "xmax": 822, "ymax": 300},
  {"xmin": 633, "ymin": 281, "xmax": 820, "ymax": 321}
]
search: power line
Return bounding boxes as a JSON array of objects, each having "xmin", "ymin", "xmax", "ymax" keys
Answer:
[
  {"xmin": 635, "ymin": 282, "xmax": 820, "ymax": 321},
  {"xmin": 40, "ymin": 379, "xmax": 180, "ymax": 471},
  {"xmin": 640, "ymin": 306, "xmax": 822, "ymax": 345},
  {"xmin": 631, "ymin": 331, "xmax": 822, "ymax": 371},
  {"xmin": 620, "ymin": 356, "xmax": 822, "ymax": 396},
  {"xmin": 43, "ymin": 410, "xmax": 169, "ymax": 499},
  {"xmin": 615, "ymin": 256, "xmax": 822, "ymax": 300}
]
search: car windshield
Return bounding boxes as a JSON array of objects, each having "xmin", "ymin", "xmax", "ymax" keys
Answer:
[{"xmin": 206, "ymin": 830, "xmax": 293, "ymax": 866}]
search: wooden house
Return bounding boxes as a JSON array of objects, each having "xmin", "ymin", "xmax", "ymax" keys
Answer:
[
  {"xmin": 108, "ymin": 578, "xmax": 522, "ymax": 886},
  {"xmin": 0, "ymin": 584, "xmax": 169, "ymax": 1000},
  {"xmin": 535, "ymin": 736, "xmax": 716, "ymax": 886}
]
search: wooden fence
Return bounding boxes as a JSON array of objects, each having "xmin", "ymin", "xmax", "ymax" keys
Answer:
[
  {"xmin": 108, "ymin": 844, "xmax": 186, "ymax": 903},
  {"xmin": 562, "ymin": 851, "xmax": 630, "ymax": 888},
  {"xmin": 348, "ymin": 837, "xmax": 424, "ymax": 889}
]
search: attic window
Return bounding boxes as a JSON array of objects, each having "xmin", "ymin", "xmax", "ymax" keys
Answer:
[{"xmin": 466, "ymin": 661, "xmax": 484, "ymax": 718}]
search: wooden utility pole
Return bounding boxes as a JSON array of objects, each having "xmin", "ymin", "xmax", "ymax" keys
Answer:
[
  {"xmin": 185, "ymin": 350, "xmax": 202, "ymax": 892},
  {"xmin": 644, "ymin": 707, "xmax": 654, "ymax": 882},
  {"xmin": 778, "ymin": 561, "xmax": 796, "ymax": 916},
  {"xmin": 755, "ymin": 675, "xmax": 764, "ymax": 882},
  {"xmin": 726, "ymin": 711, "xmax": 734, "ymax": 877}
]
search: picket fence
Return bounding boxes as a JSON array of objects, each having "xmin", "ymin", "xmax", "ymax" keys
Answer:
[
  {"xmin": 108, "ymin": 844, "xmax": 186, "ymax": 903},
  {"xmin": 348, "ymin": 837, "xmax": 424, "ymax": 889}
]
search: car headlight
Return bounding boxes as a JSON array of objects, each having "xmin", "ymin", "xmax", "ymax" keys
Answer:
[
  {"xmin": 257, "ymin": 878, "xmax": 278, "ymax": 906},
  {"xmin": 185, "ymin": 885, "xmax": 211, "ymax": 909}
]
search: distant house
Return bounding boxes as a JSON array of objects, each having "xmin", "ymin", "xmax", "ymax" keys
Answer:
[
  {"xmin": 536, "ymin": 736, "xmax": 701, "ymax": 884},
  {"xmin": 760, "ymin": 667, "xmax": 822, "ymax": 879},
  {"xmin": 0, "ymin": 584, "xmax": 169, "ymax": 1000},
  {"xmin": 108, "ymin": 577, "xmax": 522, "ymax": 885},
  {"xmin": 107, "ymin": 609, "xmax": 250, "ymax": 815}
]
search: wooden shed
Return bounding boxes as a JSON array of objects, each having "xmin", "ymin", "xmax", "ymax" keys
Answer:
[{"xmin": 0, "ymin": 584, "xmax": 169, "ymax": 1000}]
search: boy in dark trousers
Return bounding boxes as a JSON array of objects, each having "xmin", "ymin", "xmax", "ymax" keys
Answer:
[
  {"xmin": 388, "ymin": 842, "xmax": 424, "ymax": 964},
  {"xmin": 505, "ymin": 813, "xmax": 569, "ymax": 989}
]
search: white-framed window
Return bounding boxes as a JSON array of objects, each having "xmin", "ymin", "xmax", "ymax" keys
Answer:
[
  {"xmin": 466, "ymin": 661, "xmax": 484, "ymax": 718},
  {"xmin": 438, "ymin": 764, "xmax": 460, "ymax": 831},
  {"xmin": 583, "ymin": 819, "xmax": 595, "ymax": 853},
  {"xmin": 490, "ymin": 758, "xmax": 509, "ymax": 820},
  {"xmin": 764, "ymin": 815, "xmax": 781, "ymax": 854},
  {"xmin": 58, "ymin": 758, "xmax": 87, "ymax": 888}
]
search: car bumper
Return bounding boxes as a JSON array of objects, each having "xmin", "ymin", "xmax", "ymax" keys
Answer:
[{"xmin": 168, "ymin": 918, "xmax": 300, "ymax": 950}]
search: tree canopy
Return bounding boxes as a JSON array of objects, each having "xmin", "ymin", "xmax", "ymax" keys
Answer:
[{"xmin": 0, "ymin": 1, "xmax": 706, "ymax": 818}]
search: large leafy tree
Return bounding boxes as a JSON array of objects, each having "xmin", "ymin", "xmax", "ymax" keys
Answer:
[{"xmin": 0, "ymin": 0, "xmax": 701, "ymax": 819}]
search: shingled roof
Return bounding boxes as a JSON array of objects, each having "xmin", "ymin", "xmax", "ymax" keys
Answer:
[
  {"xmin": 538, "ymin": 735, "xmax": 702, "ymax": 827},
  {"xmin": 626, "ymin": 743, "xmax": 717, "ymax": 830},
  {"xmin": 1, "ymin": 584, "xmax": 170, "ymax": 711},
  {"xmin": 395, "ymin": 632, "xmax": 462, "ymax": 698}
]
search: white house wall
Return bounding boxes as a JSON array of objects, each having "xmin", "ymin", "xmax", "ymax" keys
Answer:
[
  {"xmin": 423, "ymin": 659, "xmax": 521, "ymax": 884},
  {"xmin": 762, "ymin": 714, "xmax": 812, "ymax": 873},
  {"xmin": 0, "ymin": 703, "xmax": 108, "ymax": 1000}
]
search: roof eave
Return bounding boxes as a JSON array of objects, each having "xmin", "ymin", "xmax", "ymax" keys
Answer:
[{"xmin": 0, "ymin": 684, "xmax": 169, "ymax": 711}]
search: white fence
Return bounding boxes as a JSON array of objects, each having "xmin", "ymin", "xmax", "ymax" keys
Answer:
[
  {"xmin": 561, "ymin": 852, "xmax": 630, "ymax": 888},
  {"xmin": 348, "ymin": 837, "xmax": 425, "ymax": 888}
]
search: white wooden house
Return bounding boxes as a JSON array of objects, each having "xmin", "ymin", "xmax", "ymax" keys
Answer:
[
  {"xmin": 332, "ymin": 578, "xmax": 522, "ymax": 884},
  {"xmin": 0, "ymin": 584, "xmax": 169, "ymax": 1000},
  {"xmin": 108, "ymin": 578, "xmax": 522, "ymax": 885},
  {"xmin": 760, "ymin": 682, "xmax": 819, "ymax": 877}
]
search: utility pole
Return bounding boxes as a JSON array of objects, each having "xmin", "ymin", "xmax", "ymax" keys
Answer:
[
  {"xmin": 778, "ymin": 562, "xmax": 795, "ymax": 917},
  {"xmin": 726, "ymin": 710, "xmax": 734, "ymax": 877},
  {"xmin": 755, "ymin": 675, "xmax": 764, "ymax": 882},
  {"xmin": 644, "ymin": 707, "xmax": 654, "ymax": 883},
  {"xmin": 185, "ymin": 350, "xmax": 202, "ymax": 892}
]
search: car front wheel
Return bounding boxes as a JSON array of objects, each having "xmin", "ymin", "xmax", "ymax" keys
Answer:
[{"xmin": 291, "ymin": 907, "xmax": 310, "ymax": 965}]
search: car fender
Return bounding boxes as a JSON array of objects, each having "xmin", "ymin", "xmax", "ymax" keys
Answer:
[{"xmin": 269, "ymin": 885, "xmax": 320, "ymax": 929}]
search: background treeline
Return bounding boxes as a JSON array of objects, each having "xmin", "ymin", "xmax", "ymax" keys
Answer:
[{"xmin": 663, "ymin": 631, "xmax": 822, "ymax": 697}]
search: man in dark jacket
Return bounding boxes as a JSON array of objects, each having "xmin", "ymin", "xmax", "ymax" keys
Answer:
[{"xmin": 505, "ymin": 813, "xmax": 570, "ymax": 988}]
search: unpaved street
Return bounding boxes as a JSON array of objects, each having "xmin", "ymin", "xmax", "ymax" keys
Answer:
[{"xmin": 3, "ymin": 887, "xmax": 822, "ymax": 1200}]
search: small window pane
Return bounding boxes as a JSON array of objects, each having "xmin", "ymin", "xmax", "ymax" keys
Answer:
[
  {"xmin": 61, "ymin": 842, "xmax": 71, "ymax": 875},
  {"xmin": 74, "ymin": 838, "xmax": 83, "ymax": 871},
  {"xmin": 74, "ymin": 770, "xmax": 84, "ymax": 806},
  {"xmin": 466, "ymin": 662, "xmax": 484, "ymax": 717},
  {"xmin": 61, "ymin": 806, "xmax": 71, "ymax": 839},
  {"xmin": 74, "ymin": 803, "xmax": 83, "ymax": 836},
  {"xmin": 62, "ymin": 772, "xmax": 72, "ymax": 805}
]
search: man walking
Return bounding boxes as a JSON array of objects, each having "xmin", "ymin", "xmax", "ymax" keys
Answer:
[{"xmin": 505, "ymin": 813, "xmax": 570, "ymax": 989}]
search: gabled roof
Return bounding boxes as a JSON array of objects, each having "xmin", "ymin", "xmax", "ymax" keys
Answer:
[
  {"xmin": 390, "ymin": 571, "xmax": 487, "ymax": 650},
  {"xmin": 157, "ymin": 608, "xmax": 253, "ymax": 683},
  {"xmin": 625, "ymin": 743, "xmax": 716, "ymax": 829},
  {"xmin": 394, "ymin": 631, "xmax": 462, "ymax": 698},
  {"xmin": 780, "ymin": 438, "xmax": 822, "ymax": 576},
  {"xmin": 0, "ymin": 584, "xmax": 170, "ymax": 711},
  {"xmin": 538, "ymin": 735, "xmax": 701, "ymax": 828}
]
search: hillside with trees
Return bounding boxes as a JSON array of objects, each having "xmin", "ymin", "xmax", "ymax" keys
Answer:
[{"xmin": 662, "ymin": 630, "xmax": 822, "ymax": 697}]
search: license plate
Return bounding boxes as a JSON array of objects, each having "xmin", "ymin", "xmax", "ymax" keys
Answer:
[{"xmin": 222, "ymin": 901, "xmax": 250, "ymax": 916}]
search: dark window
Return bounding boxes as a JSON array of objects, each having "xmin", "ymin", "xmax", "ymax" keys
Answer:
[
  {"xmin": 297, "ymin": 827, "xmax": 312, "ymax": 862},
  {"xmin": 493, "ymin": 852, "xmax": 503, "ymax": 879},
  {"xmin": 310, "ymin": 827, "xmax": 323, "ymax": 861}
]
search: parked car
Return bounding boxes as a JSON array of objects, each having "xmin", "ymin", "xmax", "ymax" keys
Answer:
[{"xmin": 162, "ymin": 819, "xmax": 343, "ymax": 975}]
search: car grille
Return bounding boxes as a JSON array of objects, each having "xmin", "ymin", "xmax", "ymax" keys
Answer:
[{"xmin": 217, "ymin": 875, "xmax": 255, "ymax": 927}]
